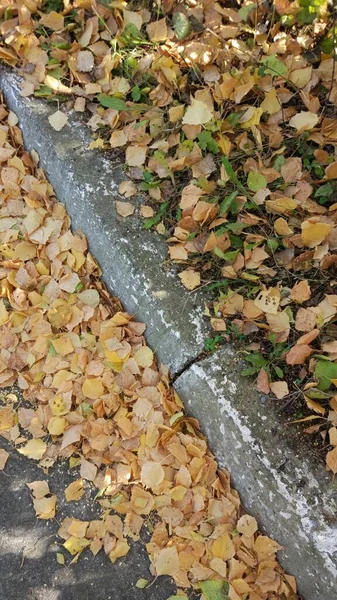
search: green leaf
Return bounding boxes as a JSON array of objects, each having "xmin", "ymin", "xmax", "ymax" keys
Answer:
[
  {"xmin": 221, "ymin": 158, "xmax": 246, "ymax": 194},
  {"xmin": 199, "ymin": 580, "xmax": 229, "ymax": 600},
  {"xmin": 81, "ymin": 402, "xmax": 93, "ymax": 417},
  {"xmin": 260, "ymin": 56, "xmax": 288, "ymax": 77},
  {"xmin": 131, "ymin": 86, "xmax": 141, "ymax": 102},
  {"xmin": 56, "ymin": 552, "xmax": 65, "ymax": 565},
  {"xmin": 315, "ymin": 360, "xmax": 337, "ymax": 391},
  {"xmin": 143, "ymin": 201, "xmax": 169, "ymax": 230},
  {"xmin": 198, "ymin": 131, "xmax": 219, "ymax": 154},
  {"xmin": 48, "ymin": 342, "xmax": 57, "ymax": 356},
  {"xmin": 241, "ymin": 366, "xmax": 259, "ymax": 376},
  {"xmin": 238, "ymin": 2, "xmax": 256, "ymax": 21},
  {"xmin": 166, "ymin": 596, "xmax": 188, "ymax": 600},
  {"xmin": 305, "ymin": 388, "xmax": 333, "ymax": 400},
  {"xmin": 274, "ymin": 365, "xmax": 284, "ymax": 378},
  {"xmin": 172, "ymin": 12, "xmax": 191, "ymax": 40},
  {"xmin": 219, "ymin": 191, "xmax": 238, "ymax": 216},
  {"xmin": 34, "ymin": 85, "xmax": 53, "ymax": 98},
  {"xmin": 247, "ymin": 171, "xmax": 267, "ymax": 192},
  {"xmin": 98, "ymin": 95, "xmax": 128, "ymax": 111},
  {"xmin": 135, "ymin": 579, "xmax": 148, "ymax": 589},
  {"xmin": 245, "ymin": 352, "xmax": 267, "ymax": 367},
  {"xmin": 314, "ymin": 182, "xmax": 333, "ymax": 198}
]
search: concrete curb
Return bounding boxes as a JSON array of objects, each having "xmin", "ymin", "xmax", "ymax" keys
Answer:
[
  {"xmin": 1, "ymin": 70, "xmax": 337, "ymax": 599},
  {"xmin": 0, "ymin": 70, "xmax": 209, "ymax": 377},
  {"xmin": 175, "ymin": 348, "xmax": 337, "ymax": 600}
]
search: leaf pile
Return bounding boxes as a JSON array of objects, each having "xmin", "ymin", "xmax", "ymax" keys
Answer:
[
  {"xmin": 1, "ymin": 0, "xmax": 337, "ymax": 468},
  {"xmin": 0, "ymin": 99, "xmax": 299, "ymax": 598}
]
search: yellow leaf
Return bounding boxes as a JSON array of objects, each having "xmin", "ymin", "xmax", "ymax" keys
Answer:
[
  {"xmin": 289, "ymin": 66, "xmax": 312, "ymax": 89},
  {"xmin": 178, "ymin": 269, "xmax": 200, "ymax": 290},
  {"xmin": 125, "ymin": 145, "xmax": 147, "ymax": 167},
  {"xmin": 301, "ymin": 220, "xmax": 332, "ymax": 248},
  {"xmin": 48, "ymin": 416, "xmax": 67, "ymax": 436},
  {"xmin": 65, "ymin": 479, "xmax": 84, "ymax": 502},
  {"xmin": 141, "ymin": 461, "xmax": 165, "ymax": 489},
  {"xmin": 56, "ymin": 553, "xmax": 65, "ymax": 565},
  {"xmin": 182, "ymin": 99, "xmax": 213, "ymax": 126},
  {"xmin": 265, "ymin": 197, "xmax": 297, "ymax": 215},
  {"xmin": 289, "ymin": 111, "xmax": 319, "ymax": 132},
  {"xmin": 18, "ymin": 439, "xmax": 47, "ymax": 460},
  {"xmin": 109, "ymin": 539, "xmax": 130, "ymax": 563},
  {"xmin": 63, "ymin": 536, "xmax": 90, "ymax": 556},
  {"xmin": 260, "ymin": 89, "xmax": 281, "ymax": 115},
  {"xmin": 0, "ymin": 299, "xmax": 9, "ymax": 325},
  {"xmin": 40, "ymin": 11, "xmax": 64, "ymax": 31},
  {"xmin": 33, "ymin": 495, "xmax": 57, "ymax": 519},
  {"xmin": 237, "ymin": 514, "xmax": 258, "ymax": 537},
  {"xmin": 240, "ymin": 106, "xmax": 263, "ymax": 129},
  {"xmin": 67, "ymin": 518, "xmax": 89, "ymax": 538},
  {"xmin": 134, "ymin": 346, "xmax": 154, "ymax": 368},
  {"xmin": 0, "ymin": 448, "xmax": 9, "ymax": 470},
  {"xmin": 82, "ymin": 378, "xmax": 104, "ymax": 400},
  {"xmin": 49, "ymin": 395, "xmax": 71, "ymax": 416},
  {"xmin": 146, "ymin": 17, "xmax": 168, "ymax": 42},
  {"xmin": 211, "ymin": 533, "xmax": 235, "ymax": 560},
  {"xmin": 153, "ymin": 547, "xmax": 179, "ymax": 576}
]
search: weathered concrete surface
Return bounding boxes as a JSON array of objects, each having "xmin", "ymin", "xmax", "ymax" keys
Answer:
[
  {"xmin": 1, "ymin": 69, "xmax": 337, "ymax": 600},
  {"xmin": 175, "ymin": 347, "xmax": 337, "ymax": 600},
  {"xmin": 0, "ymin": 437, "xmax": 176, "ymax": 600},
  {"xmin": 0, "ymin": 69, "xmax": 209, "ymax": 377}
]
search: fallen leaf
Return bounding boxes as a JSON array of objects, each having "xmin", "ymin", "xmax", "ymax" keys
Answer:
[
  {"xmin": 65, "ymin": 479, "xmax": 84, "ymax": 502},
  {"xmin": 48, "ymin": 110, "xmax": 68, "ymax": 132},
  {"xmin": 301, "ymin": 220, "xmax": 332, "ymax": 248},
  {"xmin": 178, "ymin": 269, "xmax": 201, "ymax": 290},
  {"xmin": 237, "ymin": 514, "xmax": 258, "ymax": 537},
  {"xmin": 270, "ymin": 381, "xmax": 289, "ymax": 399},
  {"xmin": 199, "ymin": 580, "xmax": 229, "ymax": 600},
  {"xmin": 116, "ymin": 201, "xmax": 135, "ymax": 217},
  {"xmin": 153, "ymin": 546, "xmax": 179, "ymax": 576},
  {"xmin": 182, "ymin": 99, "xmax": 213, "ymax": 126},
  {"xmin": 18, "ymin": 439, "xmax": 47, "ymax": 460},
  {"xmin": 0, "ymin": 448, "xmax": 9, "ymax": 470},
  {"xmin": 256, "ymin": 368, "xmax": 270, "ymax": 394},
  {"xmin": 290, "ymin": 280, "xmax": 311, "ymax": 304},
  {"xmin": 286, "ymin": 344, "xmax": 313, "ymax": 365},
  {"xmin": 289, "ymin": 111, "xmax": 319, "ymax": 132},
  {"xmin": 141, "ymin": 461, "xmax": 165, "ymax": 489},
  {"xmin": 326, "ymin": 446, "xmax": 337, "ymax": 474}
]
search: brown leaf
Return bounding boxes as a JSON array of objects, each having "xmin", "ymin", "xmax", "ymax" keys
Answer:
[
  {"xmin": 326, "ymin": 446, "xmax": 337, "ymax": 473},
  {"xmin": 256, "ymin": 368, "xmax": 270, "ymax": 394},
  {"xmin": 286, "ymin": 344, "xmax": 313, "ymax": 365},
  {"xmin": 290, "ymin": 280, "xmax": 311, "ymax": 304}
]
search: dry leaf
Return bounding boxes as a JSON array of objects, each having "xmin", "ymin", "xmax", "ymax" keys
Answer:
[
  {"xmin": 153, "ymin": 547, "xmax": 179, "ymax": 576},
  {"xmin": 48, "ymin": 110, "xmax": 68, "ymax": 132},
  {"xmin": 182, "ymin": 100, "xmax": 213, "ymax": 126},
  {"xmin": 65, "ymin": 479, "xmax": 84, "ymax": 502},
  {"xmin": 270, "ymin": 381, "xmax": 289, "ymax": 399},
  {"xmin": 289, "ymin": 112, "xmax": 319, "ymax": 132},
  {"xmin": 0, "ymin": 448, "xmax": 9, "ymax": 470},
  {"xmin": 178, "ymin": 269, "xmax": 201, "ymax": 290},
  {"xmin": 116, "ymin": 201, "xmax": 135, "ymax": 217},
  {"xmin": 18, "ymin": 439, "xmax": 47, "ymax": 460}
]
